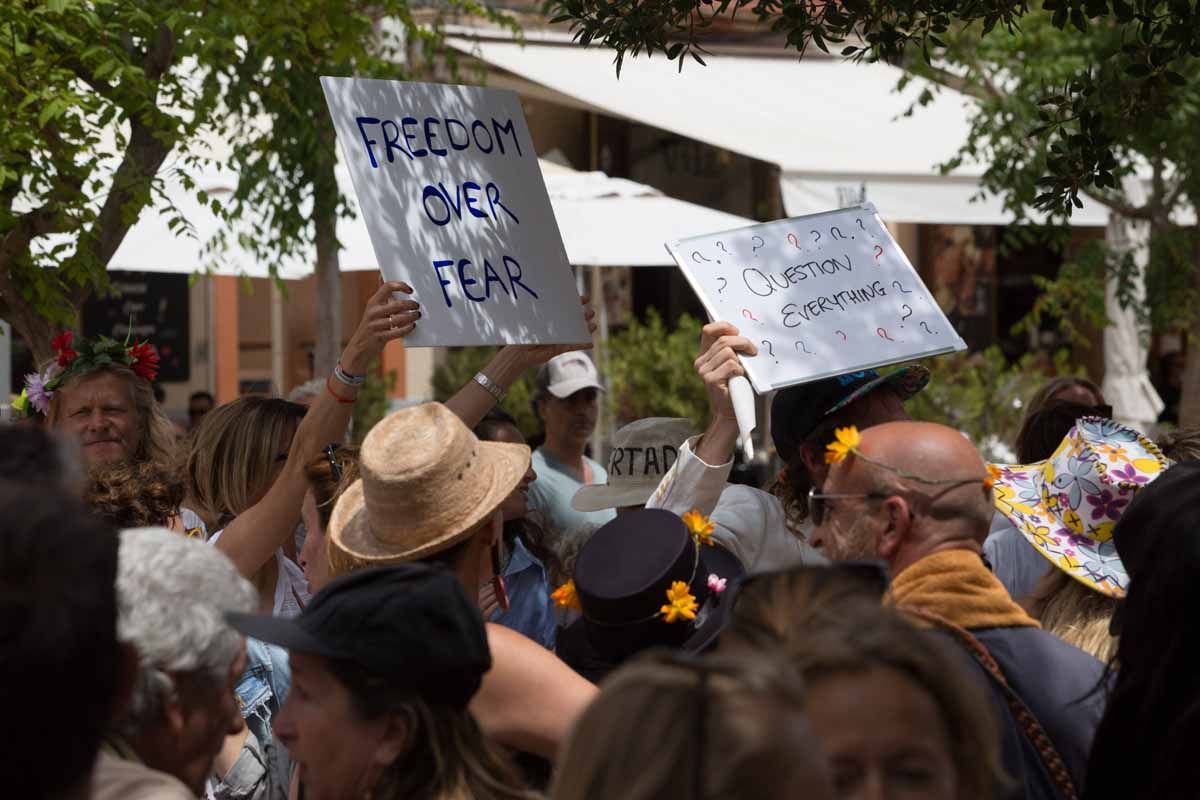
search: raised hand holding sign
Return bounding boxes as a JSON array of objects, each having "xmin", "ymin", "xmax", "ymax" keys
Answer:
[{"xmin": 668, "ymin": 204, "xmax": 965, "ymax": 395}]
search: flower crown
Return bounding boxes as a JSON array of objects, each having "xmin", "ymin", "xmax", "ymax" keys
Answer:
[
  {"xmin": 12, "ymin": 330, "xmax": 159, "ymax": 418},
  {"xmin": 825, "ymin": 425, "xmax": 996, "ymax": 490},
  {"xmin": 551, "ymin": 509, "xmax": 724, "ymax": 625}
]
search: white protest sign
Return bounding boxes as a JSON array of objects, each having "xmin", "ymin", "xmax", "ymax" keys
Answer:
[
  {"xmin": 321, "ymin": 77, "xmax": 591, "ymax": 347},
  {"xmin": 668, "ymin": 204, "xmax": 966, "ymax": 393}
]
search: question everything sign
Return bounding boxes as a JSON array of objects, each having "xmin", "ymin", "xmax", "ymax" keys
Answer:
[
  {"xmin": 667, "ymin": 204, "xmax": 966, "ymax": 393},
  {"xmin": 321, "ymin": 77, "xmax": 591, "ymax": 347}
]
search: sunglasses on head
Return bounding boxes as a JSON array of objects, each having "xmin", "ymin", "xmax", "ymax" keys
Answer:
[{"xmin": 323, "ymin": 443, "xmax": 343, "ymax": 482}]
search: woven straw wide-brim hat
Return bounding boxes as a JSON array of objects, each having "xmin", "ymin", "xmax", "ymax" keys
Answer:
[
  {"xmin": 990, "ymin": 416, "xmax": 1169, "ymax": 598},
  {"xmin": 329, "ymin": 402, "xmax": 529, "ymax": 566}
]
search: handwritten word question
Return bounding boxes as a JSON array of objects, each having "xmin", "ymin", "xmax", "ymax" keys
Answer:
[{"xmin": 742, "ymin": 256, "xmax": 854, "ymax": 297}]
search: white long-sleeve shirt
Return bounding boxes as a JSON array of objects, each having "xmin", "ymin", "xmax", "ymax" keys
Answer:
[{"xmin": 645, "ymin": 435, "xmax": 825, "ymax": 571}]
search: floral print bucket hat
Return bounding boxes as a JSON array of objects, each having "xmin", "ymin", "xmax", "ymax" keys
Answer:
[{"xmin": 990, "ymin": 417, "xmax": 1170, "ymax": 598}]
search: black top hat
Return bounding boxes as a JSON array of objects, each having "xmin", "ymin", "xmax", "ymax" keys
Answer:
[{"xmin": 555, "ymin": 508, "xmax": 744, "ymax": 683}]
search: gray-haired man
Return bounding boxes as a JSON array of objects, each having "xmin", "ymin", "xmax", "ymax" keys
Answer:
[{"xmin": 95, "ymin": 528, "xmax": 258, "ymax": 800}]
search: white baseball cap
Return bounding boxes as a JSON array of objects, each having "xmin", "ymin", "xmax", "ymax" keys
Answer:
[
  {"xmin": 572, "ymin": 417, "xmax": 696, "ymax": 512},
  {"xmin": 538, "ymin": 352, "xmax": 605, "ymax": 399}
]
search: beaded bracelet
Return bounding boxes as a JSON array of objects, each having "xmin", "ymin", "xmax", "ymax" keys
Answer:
[{"xmin": 333, "ymin": 362, "xmax": 366, "ymax": 387}]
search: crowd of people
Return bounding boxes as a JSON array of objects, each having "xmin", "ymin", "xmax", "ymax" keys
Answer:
[{"xmin": 5, "ymin": 284, "xmax": 1200, "ymax": 800}]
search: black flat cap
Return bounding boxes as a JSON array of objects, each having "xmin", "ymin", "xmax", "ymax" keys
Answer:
[{"xmin": 228, "ymin": 564, "xmax": 490, "ymax": 709}]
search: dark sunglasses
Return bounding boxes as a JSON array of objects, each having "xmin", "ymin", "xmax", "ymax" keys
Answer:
[{"xmin": 807, "ymin": 487, "xmax": 891, "ymax": 526}]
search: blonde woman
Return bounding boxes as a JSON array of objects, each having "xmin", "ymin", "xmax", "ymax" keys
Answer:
[
  {"xmin": 185, "ymin": 281, "xmax": 417, "ymax": 612},
  {"xmin": 551, "ymin": 651, "xmax": 834, "ymax": 800}
]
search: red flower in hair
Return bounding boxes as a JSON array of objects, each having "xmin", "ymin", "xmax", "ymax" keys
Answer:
[
  {"xmin": 127, "ymin": 341, "xmax": 159, "ymax": 381},
  {"xmin": 52, "ymin": 331, "xmax": 77, "ymax": 367}
]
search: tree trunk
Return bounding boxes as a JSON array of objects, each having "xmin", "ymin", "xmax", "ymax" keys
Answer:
[
  {"xmin": 311, "ymin": 126, "xmax": 342, "ymax": 379},
  {"xmin": 1178, "ymin": 232, "xmax": 1200, "ymax": 428}
]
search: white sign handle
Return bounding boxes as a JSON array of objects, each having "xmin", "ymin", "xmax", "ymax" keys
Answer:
[{"xmin": 729, "ymin": 375, "xmax": 756, "ymax": 461}]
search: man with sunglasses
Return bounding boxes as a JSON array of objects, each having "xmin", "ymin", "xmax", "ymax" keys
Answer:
[
  {"xmin": 646, "ymin": 321, "xmax": 929, "ymax": 564},
  {"xmin": 811, "ymin": 419, "xmax": 1105, "ymax": 800}
]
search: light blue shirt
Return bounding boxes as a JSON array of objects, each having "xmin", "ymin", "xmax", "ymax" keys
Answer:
[
  {"xmin": 984, "ymin": 510, "xmax": 1051, "ymax": 601},
  {"xmin": 490, "ymin": 537, "xmax": 558, "ymax": 650},
  {"xmin": 528, "ymin": 448, "xmax": 616, "ymax": 558}
]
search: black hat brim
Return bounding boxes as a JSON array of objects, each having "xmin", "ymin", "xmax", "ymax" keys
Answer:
[{"xmin": 226, "ymin": 611, "xmax": 339, "ymax": 659}]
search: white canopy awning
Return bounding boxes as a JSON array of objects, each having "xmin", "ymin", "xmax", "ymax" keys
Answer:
[
  {"xmin": 108, "ymin": 159, "xmax": 754, "ymax": 276},
  {"xmin": 446, "ymin": 35, "xmax": 1110, "ymax": 227}
]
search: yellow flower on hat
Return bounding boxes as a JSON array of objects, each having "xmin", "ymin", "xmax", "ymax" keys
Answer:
[
  {"xmin": 660, "ymin": 581, "xmax": 699, "ymax": 624},
  {"xmin": 552, "ymin": 580, "xmax": 582, "ymax": 611},
  {"xmin": 1132, "ymin": 457, "xmax": 1163, "ymax": 475},
  {"xmin": 1029, "ymin": 525, "xmax": 1055, "ymax": 548},
  {"xmin": 825, "ymin": 426, "xmax": 862, "ymax": 465},
  {"xmin": 682, "ymin": 510, "xmax": 715, "ymax": 547}
]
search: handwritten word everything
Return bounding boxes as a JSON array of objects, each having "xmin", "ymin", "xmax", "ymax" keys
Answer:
[
  {"xmin": 742, "ymin": 255, "xmax": 853, "ymax": 298},
  {"xmin": 781, "ymin": 281, "xmax": 888, "ymax": 328},
  {"xmin": 355, "ymin": 116, "xmax": 522, "ymax": 167}
]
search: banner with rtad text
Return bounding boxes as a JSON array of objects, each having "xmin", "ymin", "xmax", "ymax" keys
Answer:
[{"xmin": 321, "ymin": 77, "xmax": 591, "ymax": 347}]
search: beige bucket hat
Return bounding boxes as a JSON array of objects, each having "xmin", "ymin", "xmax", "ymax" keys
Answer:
[{"xmin": 329, "ymin": 402, "xmax": 529, "ymax": 565}]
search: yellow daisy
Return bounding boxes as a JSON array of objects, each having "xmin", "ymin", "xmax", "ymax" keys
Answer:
[
  {"xmin": 682, "ymin": 510, "xmax": 715, "ymax": 547},
  {"xmin": 660, "ymin": 581, "xmax": 699, "ymax": 624},
  {"xmin": 551, "ymin": 579, "xmax": 582, "ymax": 611},
  {"xmin": 825, "ymin": 426, "xmax": 862, "ymax": 465}
]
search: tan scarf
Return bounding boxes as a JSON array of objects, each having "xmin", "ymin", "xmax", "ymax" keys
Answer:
[{"xmin": 889, "ymin": 550, "xmax": 1040, "ymax": 630}]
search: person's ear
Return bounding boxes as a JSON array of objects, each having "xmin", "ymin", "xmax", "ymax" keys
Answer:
[
  {"xmin": 162, "ymin": 673, "xmax": 189, "ymax": 737},
  {"xmin": 876, "ymin": 496, "xmax": 911, "ymax": 560},
  {"xmin": 370, "ymin": 709, "xmax": 412, "ymax": 769}
]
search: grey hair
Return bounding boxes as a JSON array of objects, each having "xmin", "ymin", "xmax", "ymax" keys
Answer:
[
  {"xmin": 115, "ymin": 527, "xmax": 257, "ymax": 733},
  {"xmin": 287, "ymin": 378, "xmax": 326, "ymax": 404}
]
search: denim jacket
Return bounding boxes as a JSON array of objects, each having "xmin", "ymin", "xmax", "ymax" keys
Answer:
[{"xmin": 209, "ymin": 638, "xmax": 291, "ymax": 800}]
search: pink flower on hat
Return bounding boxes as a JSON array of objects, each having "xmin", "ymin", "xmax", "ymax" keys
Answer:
[{"xmin": 707, "ymin": 574, "xmax": 727, "ymax": 594}]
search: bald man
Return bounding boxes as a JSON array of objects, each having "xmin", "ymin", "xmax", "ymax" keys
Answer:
[{"xmin": 813, "ymin": 421, "xmax": 1106, "ymax": 800}]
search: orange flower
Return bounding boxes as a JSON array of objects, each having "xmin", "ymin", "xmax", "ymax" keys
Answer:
[
  {"xmin": 682, "ymin": 509, "xmax": 715, "ymax": 547},
  {"xmin": 551, "ymin": 579, "xmax": 582, "ymax": 611},
  {"xmin": 824, "ymin": 426, "xmax": 862, "ymax": 464},
  {"xmin": 660, "ymin": 581, "xmax": 699, "ymax": 623},
  {"xmin": 984, "ymin": 464, "xmax": 1002, "ymax": 491}
]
